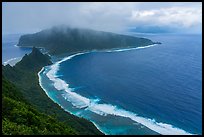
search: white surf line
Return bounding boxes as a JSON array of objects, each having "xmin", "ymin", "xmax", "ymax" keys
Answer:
[
  {"xmin": 3, "ymin": 57, "xmax": 22, "ymax": 66},
  {"xmin": 38, "ymin": 67, "xmax": 51, "ymax": 99},
  {"xmin": 38, "ymin": 67, "xmax": 82, "ymax": 116},
  {"xmin": 38, "ymin": 67, "xmax": 106, "ymax": 135},
  {"xmin": 91, "ymin": 120, "xmax": 108, "ymax": 135},
  {"xmin": 39, "ymin": 44, "xmax": 194, "ymax": 135},
  {"xmin": 105, "ymin": 44, "xmax": 158, "ymax": 53}
]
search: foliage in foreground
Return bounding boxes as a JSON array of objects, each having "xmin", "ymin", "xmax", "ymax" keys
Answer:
[{"xmin": 2, "ymin": 76, "xmax": 77, "ymax": 135}]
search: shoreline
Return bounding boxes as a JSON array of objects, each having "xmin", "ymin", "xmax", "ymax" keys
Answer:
[
  {"xmin": 38, "ymin": 45, "xmax": 159, "ymax": 135},
  {"xmin": 37, "ymin": 44, "xmax": 193, "ymax": 135},
  {"xmin": 3, "ymin": 57, "xmax": 22, "ymax": 66},
  {"xmin": 38, "ymin": 67, "xmax": 105, "ymax": 135}
]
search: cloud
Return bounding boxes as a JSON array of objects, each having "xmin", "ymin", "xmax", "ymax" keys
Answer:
[
  {"xmin": 2, "ymin": 2, "xmax": 202, "ymax": 34},
  {"xmin": 130, "ymin": 6, "xmax": 202, "ymax": 28}
]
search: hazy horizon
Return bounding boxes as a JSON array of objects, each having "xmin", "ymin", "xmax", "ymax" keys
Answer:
[{"xmin": 2, "ymin": 2, "xmax": 202, "ymax": 35}]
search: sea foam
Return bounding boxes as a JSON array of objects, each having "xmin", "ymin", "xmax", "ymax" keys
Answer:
[
  {"xmin": 14, "ymin": 44, "xmax": 18, "ymax": 47},
  {"xmin": 3, "ymin": 57, "xmax": 22, "ymax": 66},
  {"xmin": 43, "ymin": 44, "xmax": 193, "ymax": 135},
  {"xmin": 106, "ymin": 44, "xmax": 158, "ymax": 52}
]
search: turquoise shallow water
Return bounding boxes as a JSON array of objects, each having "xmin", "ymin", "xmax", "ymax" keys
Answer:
[
  {"xmin": 38, "ymin": 65, "xmax": 159, "ymax": 135},
  {"xmin": 39, "ymin": 34, "xmax": 202, "ymax": 135}
]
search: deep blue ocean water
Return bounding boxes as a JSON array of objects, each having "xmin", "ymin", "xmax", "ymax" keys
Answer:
[
  {"xmin": 38, "ymin": 33, "xmax": 202, "ymax": 135},
  {"xmin": 3, "ymin": 33, "xmax": 202, "ymax": 134},
  {"xmin": 4, "ymin": 33, "xmax": 201, "ymax": 135}
]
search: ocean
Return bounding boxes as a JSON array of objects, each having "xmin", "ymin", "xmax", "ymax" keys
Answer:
[
  {"xmin": 38, "ymin": 33, "xmax": 202, "ymax": 135},
  {"xmin": 3, "ymin": 33, "xmax": 201, "ymax": 135},
  {"xmin": 2, "ymin": 34, "xmax": 32, "ymax": 66}
]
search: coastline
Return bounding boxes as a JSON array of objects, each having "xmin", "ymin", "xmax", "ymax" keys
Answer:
[
  {"xmin": 37, "ymin": 44, "xmax": 193, "ymax": 135},
  {"xmin": 38, "ymin": 67, "xmax": 105, "ymax": 135},
  {"xmin": 2, "ymin": 47, "xmax": 103, "ymax": 135},
  {"xmin": 3, "ymin": 57, "xmax": 22, "ymax": 66}
]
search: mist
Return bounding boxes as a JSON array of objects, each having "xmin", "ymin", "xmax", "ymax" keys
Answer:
[{"xmin": 2, "ymin": 2, "xmax": 202, "ymax": 35}]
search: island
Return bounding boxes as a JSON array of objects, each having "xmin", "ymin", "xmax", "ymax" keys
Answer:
[{"xmin": 17, "ymin": 25, "xmax": 157, "ymax": 56}]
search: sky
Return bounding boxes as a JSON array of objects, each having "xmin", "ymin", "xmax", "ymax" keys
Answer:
[{"xmin": 2, "ymin": 2, "xmax": 202, "ymax": 35}]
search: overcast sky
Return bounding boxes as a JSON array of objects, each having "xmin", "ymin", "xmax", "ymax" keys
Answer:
[{"xmin": 2, "ymin": 2, "xmax": 202, "ymax": 34}]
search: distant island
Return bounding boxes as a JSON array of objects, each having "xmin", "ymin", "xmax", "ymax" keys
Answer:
[{"xmin": 17, "ymin": 25, "xmax": 159, "ymax": 56}]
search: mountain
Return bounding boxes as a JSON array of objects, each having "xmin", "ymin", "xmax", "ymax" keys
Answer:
[
  {"xmin": 15, "ymin": 47, "xmax": 52, "ymax": 71},
  {"xmin": 2, "ymin": 47, "xmax": 103, "ymax": 135},
  {"xmin": 128, "ymin": 26, "xmax": 173, "ymax": 33},
  {"xmin": 17, "ymin": 25, "xmax": 155, "ymax": 55}
]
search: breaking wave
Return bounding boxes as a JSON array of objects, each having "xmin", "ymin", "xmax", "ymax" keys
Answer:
[
  {"xmin": 41, "ymin": 44, "xmax": 193, "ymax": 135},
  {"xmin": 3, "ymin": 57, "xmax": 22, "ymax": 66}
]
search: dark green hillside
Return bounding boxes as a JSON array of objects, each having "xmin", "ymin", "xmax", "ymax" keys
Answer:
[
  {"xmin": 15, "ymin": 47, "xmax": 52, "ymax": 71},
  {"xmin": 17, "ymin": 25, "xmax": 155, "ymax": 55},
  {"xmin": 2, "ymin": 76, "xmax": 77, "ymax": 135},
  {"xmin": 2, "ymin": 47, "xmax": 103, "ymax": 135}
]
